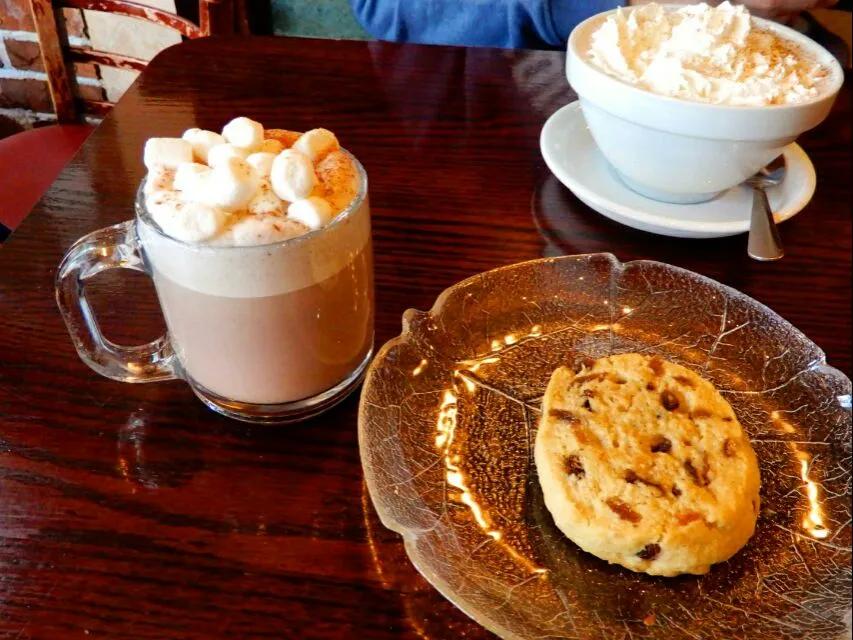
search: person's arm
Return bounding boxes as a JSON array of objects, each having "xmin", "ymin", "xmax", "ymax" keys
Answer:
[{"xmin": 349, "ymin": 0, "xmax": 624, "ymax": 49}]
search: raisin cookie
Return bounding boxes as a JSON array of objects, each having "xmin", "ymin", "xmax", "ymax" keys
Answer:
[{"xmin": 534, "ymin": 353, "xmax": 760, "ymax": 576}]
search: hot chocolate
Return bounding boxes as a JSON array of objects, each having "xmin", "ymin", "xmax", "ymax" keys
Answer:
[{"xmin": 138, "ymin": 119, "xmax": 373, "ymax": 409}]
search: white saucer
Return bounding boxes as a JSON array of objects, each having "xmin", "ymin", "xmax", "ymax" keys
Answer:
[{"xmin": 539, "ymin": 101, "xmax": 816, "ymax": 239}]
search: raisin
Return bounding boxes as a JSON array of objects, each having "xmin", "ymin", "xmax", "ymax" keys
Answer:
[
  {"xmin": 637, "ymin": 543, "xmax": 660, "ymax": 560},
  {"xmin": 624, "ymin": 469, "xmax": 664, "ymax": 492},
  {"xmin": 677, "ymin": 512, "xmax": 702, "ymax": 526},
  {"xmin": 673, "ymin": 375, "xmax": 695, "ymax": 388},
  {"xmin": 574, "ymin": 372, "xmax": 607, "ymax": 384},
  {"xmin": 684, "ymin": 459, "xmax": 710, "ymax": 487},
  {"xmin": 691, "ymin": 408, "xmax": 712, "ymax": 419},
  {"xmin": 723, "ymin": 439, "xmax": 737, "ymax": 457},
  {"xmin": 574, "ymin": 357, "xmax": 596, "ymax": 373},
  {"xmin": 660, "ymin": 390, "xmax": 680, "ymax": 411},
  {"xmin": 650, "ymin": 436, "xmax": 672, "ymax": 453},
  {"xmin": 550, "ymin": 409, "xmax": 590, "ymax": 444},
  {"xmin": 606, "ymin": 498, "xmax": 641, "ymax": 523},
  {"xmin": 646, "ymin": 382, "xmax": 656, "ymax": 391},
  {"xmin": 684, "ymin": 459, "xmax": 699, "ymax": 482},
  {"xmin": 637, "ymin": 476, "xmax": 664, "ymax": 493},
  {"xmin": 548, "ymin": 408, "xmax": 577, "ymax": 424},
  {"xmin": 672, "ymin": 485, "xmax": 682, "ymax": 497},
  {"xmin": 649, "ymin": 357, "xmax": 665, "ymax": 376},
  {"xmin": 565, "ymin": 455, "xmax": 585, "ymax": 478}
]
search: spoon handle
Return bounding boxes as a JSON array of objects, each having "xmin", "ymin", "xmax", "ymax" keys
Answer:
[{"xmin": 747, "ymin": 186, "xmax": 784, "ymax": 261}]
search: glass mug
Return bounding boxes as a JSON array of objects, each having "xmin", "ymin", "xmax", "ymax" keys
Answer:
[{"xmin": 56, "ymin": 153, "xmax": 374, "ymax": 423}]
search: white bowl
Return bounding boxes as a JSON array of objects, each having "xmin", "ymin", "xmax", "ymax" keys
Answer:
[{"xmin": 566, "ymin": 8, "xmax": 845, "ymax": 204}]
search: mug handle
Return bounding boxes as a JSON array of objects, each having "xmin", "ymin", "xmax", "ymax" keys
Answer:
[{"xmin": 55, "ymin": 219, "xmax": 178, "ymax": 383}]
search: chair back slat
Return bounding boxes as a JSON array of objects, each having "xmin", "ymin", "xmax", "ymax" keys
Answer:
[
  {"xmin": 82, "ymin": 100, "xmax": 113, "ymax": 117},
  {"xmin": 29, "ymin": 0, "xmax": 78, "ymax": 123},
  {"xmin": 27, "ymin": 0, "xmax": 236, "ymax": 122},
  {"xmin": 69, "ymin": 48, "xmax": 148, "ymax": 72},
  {"xmin": 60, "ymin": 0, "xmax": 206, "ymax": 39}
]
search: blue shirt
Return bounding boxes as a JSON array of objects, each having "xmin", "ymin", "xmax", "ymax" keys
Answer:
[{"xmin": 349, "ymin": 0, "xmax": 623, "ymax": 50}]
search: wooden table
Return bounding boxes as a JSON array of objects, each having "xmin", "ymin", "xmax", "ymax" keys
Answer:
[{"xmin": 0, "ymin": 37, "xmax": 849, "ymax": 639}]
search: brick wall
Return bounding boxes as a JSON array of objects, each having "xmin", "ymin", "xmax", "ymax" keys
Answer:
[{"xmin": 0, "ymin": 0, "xmax": 106, "ymax": 126}]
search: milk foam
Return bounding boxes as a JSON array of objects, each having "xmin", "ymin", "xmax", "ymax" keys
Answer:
[
  {"xmin": 138, "ymin": 191, "xmax": 371, "ymax": 299},
  {"xmin": 587, "ymin": 2, "xmax": 829, "ymax": 106}
]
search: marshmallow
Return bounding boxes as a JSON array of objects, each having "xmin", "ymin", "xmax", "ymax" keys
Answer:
[
  {"xmin": 174, "ymin": 162, "xmax": 211, "ymax": 195},
  {"xmin": 182, "ymin": 128, "xmax": 226, "ymax": 164},
  {"xmin": 198, "ymin": 156, "xmax": 260, "ymax": 212},
  {"xmin": 141, "ymin": 122, "xmax": 356, "ymax": 247},
  {"xmin": 270, "ymin": 150, "xmax": 317, "ymax": 202},
  {"xmin": 245, "ymin": 152, "xmax": 277, "ymax": 179},
  {"xmin": 163, "ymin": 202, "xmax": 227, "ymax": 243},
  {"xmin": 146, "ymin": 191, "xmax": 225, "ymax": 242},
  {"xmin": 207, "ymin": 143, "xmax": 251, "ymax": 168},
  {"xmin": 258, "ymin": 139, "xmax": 284, "ymax": 155},
  {"xmin": 247, "ymin": 180, "xmax": 286, "ymax": 216},
  {"xmin": 287, "ymin": 196, "xmax": 334, "ymax": 230},
  {"xmin": 222, "ymin": 117, "xmax": 264, "ymax": 151},
  {"xmin": 143, "ymin": 138, "xmax": 193, "ymax": 170},
  {"xmin": 145, "ymin": 190, "xmax": 184, "ymax": 218},
  {"xmin": 292, "ymin": 128, "xmax": 340, "ymax": 162},
  {"xmin": 143, "ymin": 166, "xmax": 175, "ymax": 195}
]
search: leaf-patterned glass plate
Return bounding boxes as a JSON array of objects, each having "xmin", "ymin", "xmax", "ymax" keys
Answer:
[{"xmin": 358, "ymin": 254, "xmax": 852, "ymax": 640}]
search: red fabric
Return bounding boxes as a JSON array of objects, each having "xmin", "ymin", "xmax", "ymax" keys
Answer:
[{"xmin": 0, "ymin": 124, "xmax": 95, "ymax": 231}]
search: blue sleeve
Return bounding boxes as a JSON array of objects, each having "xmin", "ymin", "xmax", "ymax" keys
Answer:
[{"xmin": 349, "ymin": 0, "xmax": 623, "ymax": 49}]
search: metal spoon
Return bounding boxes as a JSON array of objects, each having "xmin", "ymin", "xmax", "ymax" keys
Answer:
[{"xmin": 745, "ymin": 155, "xmax": 786, "ymax": 261}]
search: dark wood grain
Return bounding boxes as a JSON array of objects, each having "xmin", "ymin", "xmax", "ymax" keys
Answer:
[{"xmin": 0, "ymin": 37, "xmax": 850, "ymax": 639}]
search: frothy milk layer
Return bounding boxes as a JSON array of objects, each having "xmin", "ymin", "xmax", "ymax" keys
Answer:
[
  {"xmin": 139, "ymin": 188, "xmax": 370, "ymax": 299},
  {"xmin": 587, "ymin": 2, "xmax": 829, "ymax": 106}
]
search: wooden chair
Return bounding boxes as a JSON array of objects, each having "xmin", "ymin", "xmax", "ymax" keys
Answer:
[
  {"xmin": 31, "ymin": 0, "xmax": 249, "ymax": 123},
  {"xmin": 0, "ymin": 0, "xmax": 249, "ymax": 239}
]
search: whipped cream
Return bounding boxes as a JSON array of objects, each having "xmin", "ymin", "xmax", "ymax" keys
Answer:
[
  {"xmin": 587, "ymin": 2, "xmax": 828, "ymax": 106},
  {"xmin": 142, "ymin": 119, "xmax": 360, "ymax": 246}
]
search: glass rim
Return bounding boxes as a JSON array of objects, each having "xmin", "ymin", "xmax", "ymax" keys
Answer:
[{"xmin": 135, "ymin": 148, "xmax": 369, "ymax": 252}]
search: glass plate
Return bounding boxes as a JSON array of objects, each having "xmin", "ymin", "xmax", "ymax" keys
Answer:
[{"xmin": 359, "ymin": 254, "xmax": 852, "ymax": 640}]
